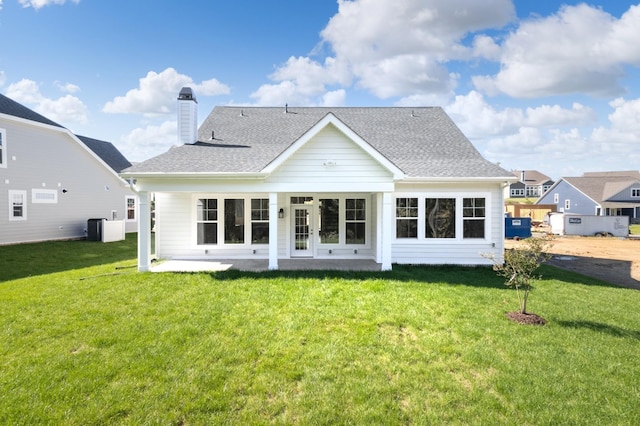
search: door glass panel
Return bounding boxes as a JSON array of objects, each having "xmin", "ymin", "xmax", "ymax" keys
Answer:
[{"xmin": 294, "ymin": 208, "xmax": 310, "ymax": 251}]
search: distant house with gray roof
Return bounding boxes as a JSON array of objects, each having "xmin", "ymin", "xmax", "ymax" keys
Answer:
[
  {"xmin": 506, "ymin": 170, "xmax": 554, "ymax": 198},
  {"xmin": 537, "ymin": 171, "xmax": 640, "ymax": 223},
  {"xmin": 0, "ymin": 93, "xmax": 137, "ymax": 244},
  {"xmin": 122, "ymin": 87, "xmax": 516, "ymax": 271}
]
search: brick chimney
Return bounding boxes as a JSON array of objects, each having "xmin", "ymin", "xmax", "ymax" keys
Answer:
[{"xmin": 177, "ymin": 87, "xmax": 197, "ymax": 145}]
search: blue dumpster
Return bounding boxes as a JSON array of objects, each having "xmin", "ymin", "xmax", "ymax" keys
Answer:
[{"xmin": 505, "ymin": 217, "xmax": 532, "ymax": 239}]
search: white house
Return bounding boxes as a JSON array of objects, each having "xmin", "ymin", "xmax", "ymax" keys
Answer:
[
  {"xmin": 122, "ymin": 88, "xmax": 516, "ymax": 271},
  {"xmin": 0, "ymin": 93, "xmax": 137, "ymax": 245}
]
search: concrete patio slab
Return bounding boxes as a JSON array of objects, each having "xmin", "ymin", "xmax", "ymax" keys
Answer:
[{"xmin": 150, "ymin": 259, "xmax": 382, "ymax": 273}]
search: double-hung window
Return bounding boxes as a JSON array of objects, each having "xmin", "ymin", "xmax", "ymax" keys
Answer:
[
  {"xmin": 251, "ymin": 198, "xmax": 269, "ymax": 244},
  {"xmin": 126, "ymin": 196, "xmax": 136, "ymax": 221},
  {"xmin": 632, "ymin": 188, "xmax": 640, "ymax": 198},
  {"xmin": 462, "ymin": 198, "xmax": 485, "ymax": 238},
  {"xmin": 8, "ymin": 190, "xmax": 26, "ymax": 221},
  {"xmin": 345, "ymin": 198, "xmax": 366, "ymax": 244},
  {"xmin": 396, "ymin": 198, "xmax": 418, "ymax": 238},
  {"xmin": 197, "ymin": 199, "xmax": 218, "ymax": 244}
]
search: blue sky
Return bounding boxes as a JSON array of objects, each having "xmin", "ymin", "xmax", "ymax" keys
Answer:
[{"xmin": 1, "ymin": 0, "xmax": 639, "ymax": 180}]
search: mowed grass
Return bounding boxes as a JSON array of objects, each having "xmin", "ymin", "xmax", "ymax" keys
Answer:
[{"xmin": 1, "ymin": 235, "xmax": 639, "ymax": 424}]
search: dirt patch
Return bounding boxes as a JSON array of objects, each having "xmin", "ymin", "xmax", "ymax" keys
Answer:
[
  {"xmin": 506, "ymin": 311, "xmax": 547, "ymax": 325},
  {"xmin": 505, "ymin": 234, "xmax": 640, "ymax": 290}
]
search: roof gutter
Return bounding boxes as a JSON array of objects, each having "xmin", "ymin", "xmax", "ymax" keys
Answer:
[
  {"xmin": 119, "ymin": 172, "xmax": 268, "ymax": 180},
  {"xmin": 401, "ymin": 176, "xmax": 518, "ymax": 184}
]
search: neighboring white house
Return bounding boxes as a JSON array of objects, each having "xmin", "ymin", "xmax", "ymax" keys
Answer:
[
  {"xmin": 505, "ymin": 170, "xmax": 554, "ymax": 199},
  {"xmin": 0, "ymin": 93, "xmax": 138, "ymax": 245},
  {"xmin": 121, "ymin": 88, "xmax": 516, "ymax": 271}
]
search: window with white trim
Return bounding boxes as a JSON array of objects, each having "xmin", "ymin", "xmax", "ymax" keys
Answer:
[
  {"xmin": 510, "ymin": 188, "xmax": 524, "ymax": 197},
  {"xmin": 425, "ymin": 198, "xmax": 456, "ymax": 238},
  {"xmin": 0, "ymin": 128, "xmax": 6, "ymax": 168},
  {"xmin": 632, "ymin": 188, "xmax": 640, "ymax": 198},
  {"xmin": 553, "ymin": 193, "xmax": 559, "ymax": 203},
  {"xmin": 564, "ymin": 199, "xmax": 571, "ymax": 210},
  {"xmin": 126, "ymin": 196, "xmax": 136, "ymax": 221},
  {"xmin": 396, "ymin": 197, "xmax": 418, "ymax": 238},
  {"xmin": 463, "ymin": 198, "xmax": 485, "ymax": 238},
  {"xmin": 224, "ymin": 199, "xmax": 245, "ymax": 244},
  {"xmin": 197, "ymin": 199, "xmax": 218, "ymax": 244},
  {"xmin": 251, "ymin": 198, "xmax": 269, "ymax": 244},
  {"xmin": 8, "ymin": 190, "xmax": 26, "ymax": 220},
  {"xmin": 345, "ymin": 198, "xmax": 366, "ymax": 244},
  {"xmin": 319, "ymin": 198, "xmax": 339, "ymax": 244}
]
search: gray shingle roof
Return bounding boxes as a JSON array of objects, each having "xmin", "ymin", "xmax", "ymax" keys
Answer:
[
  {"xmin": 564, "ymin": 176, "xmax": 640, "ymax": 202},
  {"xmin": 1, "ymin": 93, "xmax": 131, "ymax": 174},
  {"xmin": 77, "ymin": 135, "xmax": 132, "ymax": 173},
  {"xmin": 511, "ymin": 170, "xmax": 553, "ymax": 185},
  {"xmin": 0, "ymin": 93, "xmax": 64, "ymax": 128},
  {"xmin": 124, "ymin": 106, "xmax": 513, "ymax": 179}
]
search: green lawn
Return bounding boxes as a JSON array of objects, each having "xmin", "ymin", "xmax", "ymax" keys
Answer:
[
  {"xmin": 1, "ymin": 235, "xmax": 639, "ymax": 424},
  {"xmin": 630, "ymin": 223, "xmax": 640, "ymax": 235}
]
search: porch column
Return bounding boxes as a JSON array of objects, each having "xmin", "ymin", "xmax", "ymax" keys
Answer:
[
  {"xmin": 268, "ymin": 192, "xmax": 279, "ymax": 270},
  {"xmin": 381, "ymin": 192, "xmax": 393, "ymax": 271},
  {"xmin": 137, "ymin": 191, "xmax": 152, "ymax": 272}
]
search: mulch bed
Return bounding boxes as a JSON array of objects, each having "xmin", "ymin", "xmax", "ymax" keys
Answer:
[{"xmin": 506, "ymin": 311, "xmax": 546, "ymax": 325}]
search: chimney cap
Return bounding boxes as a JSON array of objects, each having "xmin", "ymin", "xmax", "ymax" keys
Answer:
[{"xmin": 178, "ymin": 87, "xmax": 197, "ymax": 102}]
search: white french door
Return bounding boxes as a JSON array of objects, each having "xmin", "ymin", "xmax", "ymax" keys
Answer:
[{"xmin": 291, "ymin": 205, "xmax": 314, "ymax": 257}]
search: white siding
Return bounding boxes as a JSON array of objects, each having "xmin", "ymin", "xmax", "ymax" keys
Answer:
[
  {"xmin": 266, "ymin": 125, "xmax": 393, "ymax": 190},
  {"xmin": 0, "ymin": 119, "xmax": 136, "ymax": 245},
  {"xmin": 391, "ymin": 182, "xmax": 505, "ymax": 265}
]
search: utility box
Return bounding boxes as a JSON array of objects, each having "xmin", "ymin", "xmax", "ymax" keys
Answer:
[
  {"xmin": 505, "ymin": 217, "xmax": 532, "ymax": 239},
  {"xmin": 87, "ymin": 218, "xmax": 105, "ymax": 241},
  {"xmin": 549, "ymin": 213, "xmax": 629, "ymax": 237},
  {"xmin": 87, "ymin": 218, "xmax": 125, "ymax": 242}
]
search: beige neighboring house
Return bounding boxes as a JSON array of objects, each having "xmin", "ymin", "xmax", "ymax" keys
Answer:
[
  {"xmin": 0, "ymin": 93, "xmax": 137, "ymax": 245},
  {"xmin": 122, "ymin": 88, "xmax": 517, "ymax": 272}
]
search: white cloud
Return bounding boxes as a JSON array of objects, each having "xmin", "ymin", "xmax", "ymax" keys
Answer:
[
  {"xmin": 118, "ymin": 120, "xmax": 177, "ymax": 163},
  {"xmin": 446, "ymin": 91, "xmax": 598, "ymax": 139},
  {"xmin": 472, "ymin": 35, "xmax": 501, "ymax": 61},
  {"xmin": 320, "ymin": 0, "xmax": 514, "ymax": 97},
  {"xmin": 475, "ymin": 4, "xmax": 640, "ymax": 98},
  {"xmin": 103, "ymin": 68, "xmax": 230, "ymax": 116},
  {"xmin": 251, "ymin": 0, "xmax": 514, "ymax": 105},
  {"xmin": 321, "ymin": 89, "xmax": 346, "ymax": 107},
  {"xmin": 591, "ymin": 98, "xmax": 640, "ymax": 156},
  {"xmin": 524, "ymin": 103, "xmax": 596, "ymax": 128},
  {"xmin": 5, "ymin": 78, "xmax": 88, "ymax": 124},
  {"xmin": 38, "ymin": 95, "xmax": 88, "ymax": 124},
  {"xmin": 0, "ymin": 71, "xmax": 6, "ymax": 87},
  {"xmin": 18, "ymin": 0, "xmax": 80, "ymax": 9},
  {"xmin": 54, "ymin": 81, "xmax": 80, "ymax": 94}
]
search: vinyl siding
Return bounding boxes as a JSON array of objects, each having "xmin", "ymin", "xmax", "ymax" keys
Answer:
[
  {"xmin": 266, "ymin": 124, "xmax": 394, "ymax": 190},
  {"xmin": 538, "ymin": 180, "xmax": 598, "ymax": 215},
  {"xmin": 391, "ymin": 182, "xmax": 504, "ymax": 265},
  {"xmin": 0, "ymin": 119, "xmax": 136, "ymax": 244}
]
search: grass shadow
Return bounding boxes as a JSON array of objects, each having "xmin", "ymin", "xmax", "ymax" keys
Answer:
[
  {"xmin": 556, "ymin": 320, "xmax": 640, "ymax": 340},
  {"xmin": 205, "ymin": 264, "xmax": 509, "ymax": 289},
  {"xmin": 0, "ymin": 233, "xmax": 140, "ymax": 282}
]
